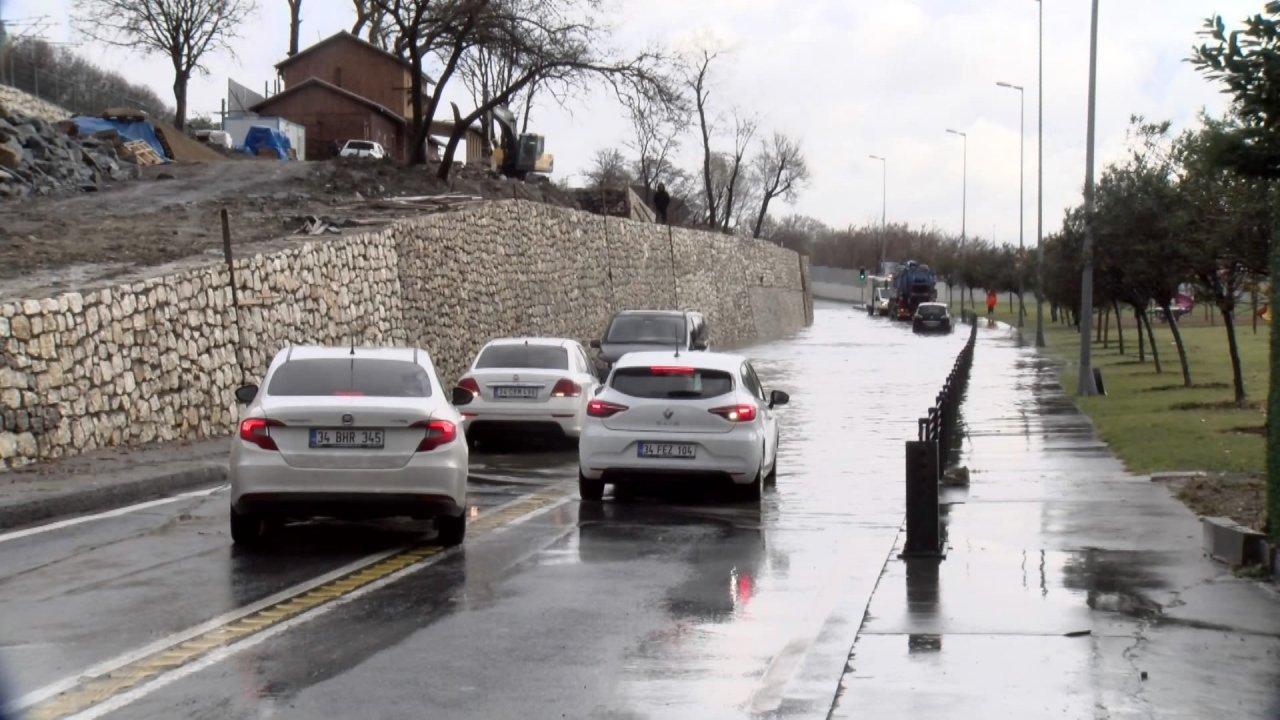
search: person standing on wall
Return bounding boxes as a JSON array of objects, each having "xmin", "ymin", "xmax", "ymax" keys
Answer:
[{"xmin": 653, "ymin": 183, "xmax": 671, "ymax": 224}]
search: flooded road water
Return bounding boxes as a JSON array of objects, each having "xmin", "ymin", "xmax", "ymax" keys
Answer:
[{"xmin": 0, "ymin": 302, "xmax": 1000, "ymax": 719}]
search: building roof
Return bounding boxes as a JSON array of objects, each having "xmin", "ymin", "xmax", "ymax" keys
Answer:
[
  {"xmin": 275, "ymin": 31, "xmax": 434, "ymax": 84},
  {"xmin": 250, "ymin": 77, "xmax": 407, "ymax": 126}
]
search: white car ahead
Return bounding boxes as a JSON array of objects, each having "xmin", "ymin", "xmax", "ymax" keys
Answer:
[
  {"xmin": 577, "ymin": 351, "xmax": 788, "ymax": 502},
  {"xmin": 230, "ymin": 346, "xmax": 472, "ymax": 547},
  {"xmin": 338, "ymin": 139, "xmax": 387, "ymax": 159},
  {"xmin": 457, "ymin": 338, "xmax": 599, "ymax": 441}
]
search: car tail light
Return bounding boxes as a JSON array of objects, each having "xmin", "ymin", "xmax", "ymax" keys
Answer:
[
  {"xmin": 551, "ymin": 378, "xmax": 581, "ymax": 397},
  {"xmin": 586, "ymin": 399, "xmax": 628, "ymax": 418},
  {"xmin": 411, "ymin": 419, "xmax": 457, "ymax": 452},
  {"xmin": 458, "ymin": 377, "xmax": 480, "ymax": 395},
  {"xmin": 649, "ymin": 366, "xmax": 695, "ymax": 376},
  {"xmin": 239, "ymin": 417, "xmax": 285, "ymax": 450},
  {"xmin": 709, "ymin": 404, "xmax": 757, "ymax": 422}
]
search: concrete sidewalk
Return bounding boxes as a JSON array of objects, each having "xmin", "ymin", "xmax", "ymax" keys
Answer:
[
  {"xmin": 832, "ymin": 325, "xmax": 1280, "ymax": 719},
  {"xmin": 0, "ymin": 437, "xmax": 228, "ymax": 530}
]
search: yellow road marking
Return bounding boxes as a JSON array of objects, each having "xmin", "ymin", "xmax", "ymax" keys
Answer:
[{"xmin": 29, "ymin": 483, "xmax": 573, "ymax": 720}]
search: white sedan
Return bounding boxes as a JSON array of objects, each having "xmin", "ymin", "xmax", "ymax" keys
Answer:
[
  {"xmin": 577, "ymin": 351, "xmax": 788, "ymax": 502},
  {"xmin": 338, "ymin": 139, "xmax": 387, "ymax": 159},
  {"xmin": 457, "ymin": 337, "xmax": 600, "ymax": 441},
  {"xmin": 230, "ymin": 346, "xmax": 471, "ymax": 547}
]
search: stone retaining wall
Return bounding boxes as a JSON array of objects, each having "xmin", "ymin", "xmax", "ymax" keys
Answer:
[{"xmin": 0, "ymin": 199, "xmax": 810, "ymax": 469}]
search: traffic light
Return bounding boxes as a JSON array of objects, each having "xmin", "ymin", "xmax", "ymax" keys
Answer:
[{"xmin": 859, "ymin": 268, "xmax": 867, "ymax": 282}]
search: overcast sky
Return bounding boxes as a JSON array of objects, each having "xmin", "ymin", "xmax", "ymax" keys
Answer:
[{"xmin": 3, "ymin": 0, "xmax": 1261, "ymax": 245}]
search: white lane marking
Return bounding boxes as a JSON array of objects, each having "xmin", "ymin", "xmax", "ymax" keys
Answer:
[
  {"xmin": 7, "ymin": 489, "xmax": 562, "ymax": 715},
  {"xmin": 63, "ymin": 494, "xmax": 576, "ymax": 720},
  {"xmin": 0, "ymin": 485, "xmax": 227, "ymax": 545}
]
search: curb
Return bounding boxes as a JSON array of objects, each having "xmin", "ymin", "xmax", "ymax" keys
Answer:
[{"xmin": 0, "ymin": 464, "xmax": 227, "ymax": 531}]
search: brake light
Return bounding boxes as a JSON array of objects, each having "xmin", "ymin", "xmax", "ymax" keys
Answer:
[
  {"xmin": 649, "ymin": 366, "xmax": 695, "ymax": 376},
  {"xmin": 411, "ymin": 419, "xmax": 457, "ymax": 452},
  {"xmin": 239, "ymin": 417, "xmax": 285, "ymax": 450},
  {"xmin": 333, "ymin": 390, "xmax": 365, "ymax": 397},
  {"xmin": 587, "ymin": 399, "xmax": 628, "ymax": 418},
  {"xmin": 458, "ymin": 377, "xmax": 480, "ymax": 395},
  {"xmin": 551, "ymin": 378, "xmax": 581, "ymax": 397},
  {"xmin": 709, "ymin": 404, "xmax": 757, "ymax": 422}
]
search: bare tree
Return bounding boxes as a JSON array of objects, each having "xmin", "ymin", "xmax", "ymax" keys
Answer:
[
  {"xmin": 584, "ymin": 148, "xmax": 634, "ymax": 189},
  {"xmin": 73, "ymin": 0, "xmax": 255, "ymax": 130},
  {"xmin": 689, "ymin": 49, "xmax": 718, "ymax": 227},
  {"xmin": 433, "ymin": 1, "xmax": 678, "ymax": 180},
  {"xmin": 624, "ymin": 94, "xmax": 684, "ymax": 197},
  {"xmin": 374, "ymin": 0, "xmax": 486, "ymax": 165},
  {"xmin": 751, "ymin": 132, "xmax": 809, "ymax": 238},
  {"xmin": 286, "ymin": 0, "xmax": 302, "ymax": 55},
  {"xmin": 351, "ymin": 0, "xmax": 389, "ymax": 46},
  {"xmin": 716, "ymin": 112, "xmax": 756, "ymax": 231}
]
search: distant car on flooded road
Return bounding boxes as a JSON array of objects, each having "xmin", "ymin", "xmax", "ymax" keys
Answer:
[
  {"xmin": 229, "ymin": 346, "xmax": 472, "ymax": 548},
  {"xmin": 590, "ymin": 310, "xmax": 709, "ymax": 373},
  {"xmin": 577, "ymin": 351, "xmax": 788, "ymax": 503},
  {"xmin": 912, "ymin": 302, "xmax": 953, "ymax": 334},
  {"xmin": 456, "ymin": 337, "xmax": 600, "ymax": 443}
]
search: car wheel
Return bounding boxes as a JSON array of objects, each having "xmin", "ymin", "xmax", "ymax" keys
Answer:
[
  {"xmin": 579, "ymin": 471, "xmax": 604, "ymax": 501},
  {"xmin": 765, "ymin": 452, "xmax": 778, "ymax": 486},
  {"xmin": 436, "ymin": 512, "xmax": 466, "ymax": 546},
  {"xmin": 229, "ymin": 506, "xmax": 269, "ymax": 547},
  {"xmin": 738, "ymin": 465, "xmax": 763, "ymax": 502}
]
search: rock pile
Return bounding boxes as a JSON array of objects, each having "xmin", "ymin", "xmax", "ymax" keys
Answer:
[{"xmin": 0, "ymin": 104, "xmax": 139, "ymax": 199}]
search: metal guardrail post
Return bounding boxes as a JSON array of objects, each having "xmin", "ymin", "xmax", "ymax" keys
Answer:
[{"xmin": 903, "ymin": 439, "xmax": 942, "ymax": 557}]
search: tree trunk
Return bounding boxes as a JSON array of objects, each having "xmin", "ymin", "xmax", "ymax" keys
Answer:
[
  {"xmin": 287, "ymin": 0, "xmax": 302, "ymax": 56},
  {"xmin": 1134, "ymin": 306, "xmax": 1145, "ymax": 363},
  {"xmin": 752, "ymin": 195, "xmax": 772, "ymax": 239},
  {"xmin": 1142, "ymin": 311, "xmax": 1162, "ymax": 374},
  {"xmin": 1221, "ymin": 306, "xmax": 1247, "ymax": 408},
  {"xmin": 408, "ymin": 49, "xmax": 428, "ymax": 166},
  {"xmin": 1266, "ymin": 220, "xmax": 1280, "ymax": 542},
  {"xmin": 1159, "ymin": 302, "xmax": 1191, "ymax": 387},
  {"xmin": 172, "ymin": 71, "xmax": 189, "ymax": 131},
  {"xmin": 1112, "ymin": 301, "xmax": 1124, "ymax": 355},
  {"xmin": 1102, "ymin": 305, "xmax": 1110, "ymax": 349}
]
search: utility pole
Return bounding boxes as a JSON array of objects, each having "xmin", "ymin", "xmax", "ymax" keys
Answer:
[
  {"xmin": 1034, "ymin": 0, "xmax": 1047, "ymax": 348},
  {"xmin": 869, "ymin": 154, "xmax": 887, "ymax": 275},
  {"xmin": 996, "ymin": 81, "xmax": 1026, "ymax": 328},
  {"xmin": 946, "ymin": 129, "xmax": 968, "ymax": 320},
  {"xmin": 1077, "ymin": 0, "xmax": 1100, "ymax": 395}
]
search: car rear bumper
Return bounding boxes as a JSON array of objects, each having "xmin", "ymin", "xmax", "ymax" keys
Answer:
[
  {"xmin": 230, "ymin": 442, "xmax": 467, "ymax": 518},
  {"xmin": 462, "ymin": 403, "xmax": 581, "ymax": 437},
  {"xmin": 578, "ymin": 427, "xmax": 762, "ymax": 484}
]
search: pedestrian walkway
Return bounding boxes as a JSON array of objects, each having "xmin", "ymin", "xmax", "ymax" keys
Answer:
[{"xmin": 831, "ymin": 324, "xmax": 1280, "ymax": 719}]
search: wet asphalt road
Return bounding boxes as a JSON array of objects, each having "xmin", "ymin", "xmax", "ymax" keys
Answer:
[{"xmin": 0, "ymin": 301, "xmax": 968, "ymax": 719}]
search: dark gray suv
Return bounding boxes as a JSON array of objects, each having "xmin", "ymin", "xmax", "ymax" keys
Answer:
[{"xmin": 590, "ymin": 310, "xmax": 710, "ymax": 374}]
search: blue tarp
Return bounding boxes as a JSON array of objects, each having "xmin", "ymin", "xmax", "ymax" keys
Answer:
[
  {"xmin": 70, "ymin": 116, "xmax": 169, "ymax": 161},
  {"xmin": 240, "ymin": 125, "xmax": 291, "ymax": 160}
]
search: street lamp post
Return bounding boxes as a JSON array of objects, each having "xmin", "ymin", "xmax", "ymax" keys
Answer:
[
  {"xmin": 996, "ymin": 81, "xmax": 1026, "ymax": 329},
  {"xmin": 946, "ymin": 129, "xmax": 967, "ymax": 320},
  {"xmin": 1077, "ymin": 0, "xmax": 1100, "ymax": 395},
  {"xmin": 869, "ymin": 154, "xmax": 887, "ymax": 275},
  {"xmin": 1034, "ymin": 0, "xmax": 1047, "ymax": 348}
]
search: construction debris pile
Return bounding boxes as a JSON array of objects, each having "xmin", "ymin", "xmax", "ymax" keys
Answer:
[{"xmin": 0, "ymin": 107, "xmax": 139, "ymax": 199}]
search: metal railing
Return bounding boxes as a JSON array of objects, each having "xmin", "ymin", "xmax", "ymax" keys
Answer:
[{"xmin": 903, "ymin": 321, "xmax": 978, "ymax": 558}]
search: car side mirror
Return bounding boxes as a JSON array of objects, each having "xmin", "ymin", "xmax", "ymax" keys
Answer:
[
  {"xmin": 451, "ymin": 386, "xmax": 475, "ymax": 406},
  {"xmin": 234, "ymin": 384, "xmax": 258, "ymax": 405},
  {"xmin": 769, "ymin": 390, "xmax": 790, "ymax": 409},
  {"xmin": 589, "ymin": 339, "xmax": 601, "ymax": 349}
]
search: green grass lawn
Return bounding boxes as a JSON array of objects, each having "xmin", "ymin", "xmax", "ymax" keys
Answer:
[{"xmin": 1035, "ymin": 315, "xmax": 1267, "ymax": 475}]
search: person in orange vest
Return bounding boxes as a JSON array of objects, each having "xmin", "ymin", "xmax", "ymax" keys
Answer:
[{"xmin": 986, "ymin": 289, "xmax": 998, "ymax": 318}]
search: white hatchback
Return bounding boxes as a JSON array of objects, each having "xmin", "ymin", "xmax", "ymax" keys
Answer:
[
  {"xmin": 230, "ymin": 346, "xmax": 472, "ymax": 547},
  {"xmin": 577, "ymin": 351, "xmax": 788, "ymax": 502},
  {"xmin": 457, "ymin": 338, "xmax": 600, "ymax": 441}
]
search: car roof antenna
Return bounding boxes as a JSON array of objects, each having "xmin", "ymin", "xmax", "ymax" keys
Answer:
[{"xmin": 350, "ymin": 336, "xmax": 356, "ymax": 356}]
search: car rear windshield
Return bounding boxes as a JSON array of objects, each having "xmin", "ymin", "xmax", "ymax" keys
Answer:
[
  {"xmin": 346, "ymin": 140, "xmax": 374, "ymax": 150},
  {"xmin": 917, "ymin": 306, "xmax": 946, "ymax": 319},
  {"xmin": 611, "ymin": 367, "xmax": 733, "ymax": 399},
  {"xmin": 476, "ymin": 344, "xmax": 569, "ymax": 370},
  {"xmin": 605, "ymin": 315, "xmax": 685, "ymax": 344},
  {"xmin": 267, "ymin": 359, "xmax": 432, "ymax": 397}
]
